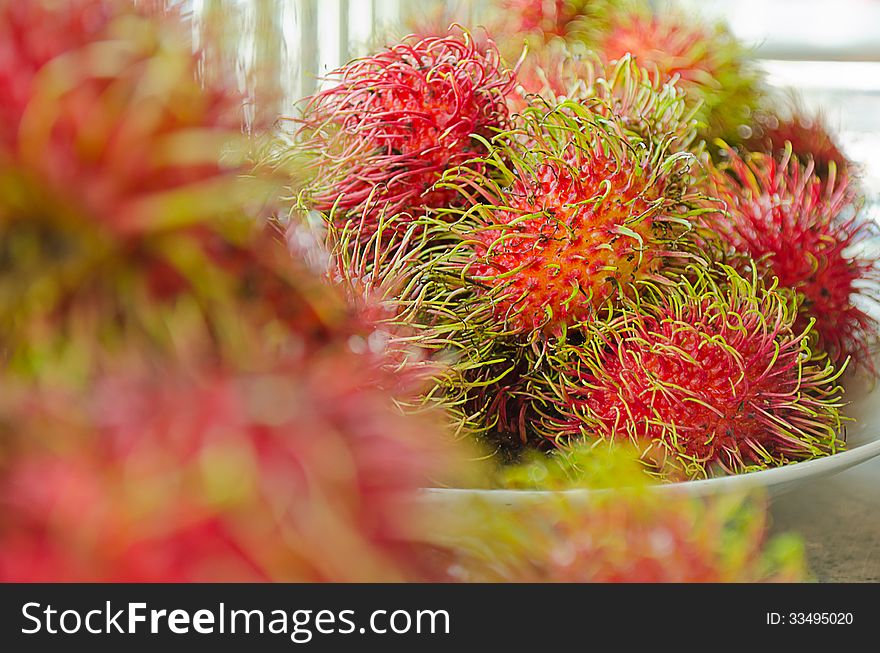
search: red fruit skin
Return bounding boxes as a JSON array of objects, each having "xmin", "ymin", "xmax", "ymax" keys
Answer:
[
  {"xmin": 0, "ymin": 0, "xmax": 242, "ymax": 236},
  {"xmin": 746, "ymin": 112, "xmax": 850, "ymax": 181},
  {"xmin": 547, "ymin": 273, "xmax": 844, "ymax": 478},
  {"xmin": 0, "ymin": 350, "xmax": 453, "ymax": 582},
  {"xmin": 298, "ymin": 33, "xmax": 515, "ymax": 233},
  {"xmin": 471, "ymin": 147, "xmax": 667, "ymax": 335},
  {"xmin": 499, "ymin": 0, "xmax": 583, "ymax": 38},
  {"xmin": 710, "ymin": 150, "xmax": 878, "ymax": 369}
]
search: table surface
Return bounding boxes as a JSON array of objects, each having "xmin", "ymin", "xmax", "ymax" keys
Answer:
[{"xmin": 770, "ymin": 457, "xmax": 880, "ymax": 582}]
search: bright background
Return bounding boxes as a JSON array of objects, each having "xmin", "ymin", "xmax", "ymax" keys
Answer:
[{"xmin": 168, "ymin": 1, "xmax": 880, "ymax": 195}]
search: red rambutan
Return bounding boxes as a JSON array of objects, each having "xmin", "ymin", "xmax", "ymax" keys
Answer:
[
  {"xmin": 0, "ymin": 1, "xmax": 242, "ymax": 237},
  {"xmin": 296, "ymin": 30, "xmax": 516, "ymax": 236},
  {"xmin": 579, "ymin": 0, "xmax": 760, "ymax": 145},
  {"xmin": 436, "ymin": 101, "xmax": 704, "ymax": 337},
  {"xmin": 0, "ymin": 0, "xmax": 118, "ymax": 150},
  {"xmin": 429, "ymin": 447, "xmax": 808, "ymax": 582},
  {"xmin": 541, "ymin": 266, "xmax": 845, "ymax": 479},
  {"xmin": 746, "ymin": 107, "xmax": 850, "ymax": 181},
  {"xmin": 510, "ymin": 45, "xmax": 697, "ymax": 151},
  {"xmin": 0, "ymin": 1, "xmax": 299, "ymax": 372},
  {"xmin": 0, "ymin": 348, "xmax": 458, "ymax": 582},
  {"xmin": 707, "ymin": 147, "xmax": 878, "ymax": 369}
]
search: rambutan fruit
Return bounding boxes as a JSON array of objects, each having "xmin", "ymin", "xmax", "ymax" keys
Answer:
[
  {"xmin": 0, "ymin": 0, "xmax": 187, "ymax": 152},
  {"xmin": 0, "ymin": 4, "xmax": 476, "ymax": 581},
  {"xmin": 0, "ymin": 1, "xmax": 307, "ymax": 373},
  {"xmin": 434, "ymin": 100, "xmax": 706, "ymax": 338},
  {"xmin": 745, "ymin": 105, "xmax": 851, "ymax": 181},
  {"xmin": 0, "ymin": 0, "xmax": 119, "ymax": 151},
  {"xmin": 540, "ymin": 265, "xmax": 846, "ymax": 479},
  {"xmin": 0, "ymin": 1, "xmax": 243, "ymax": 237},
  {"xmin": 389, "ymin": 99, "xmax": 711, "ymax": 456},
  {"xmin": 426, "ymin": 446, "xmax": 808, "ymax": 582},
  {"xmin": 441, "ymin": 492, "xmax": 807, "ymax": 581},
  {"xmin": 577, "ymin": 0, "xmax": 761, "ymax": 146},
  {"xmin": 707, "ymin": 147, "xmax": 878, "ymax": 369},
  {"xmin": 496, "ymin": 0, "xmax": 589, "ymax": 40},
  {"xmin": 295, "ymin": 30, "xmax": 516, "ymax": 237},
  {"xmin": 0, "ymin": 344, "xmax": 460, "ymax": 582},
  {"xmin": 510, "ymin": 44, "xmax": 698, "ymax": 151}
]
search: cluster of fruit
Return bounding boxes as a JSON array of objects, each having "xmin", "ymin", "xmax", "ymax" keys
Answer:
[
  {"xmin": 294, "ymin": 0, "xmax": 877, "ymax": 481},
  {"xmin": 0, "ymin": 0, "xmax": 827, "ymax": 581}
]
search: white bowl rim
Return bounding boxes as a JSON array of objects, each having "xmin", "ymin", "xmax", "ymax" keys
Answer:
[{"xmin": 423, "ymin": 431, "xmax": 880, "ymax": 500}]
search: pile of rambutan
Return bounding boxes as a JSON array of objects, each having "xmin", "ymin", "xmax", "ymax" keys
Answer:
[
  {"xmin": 4, "ymin": 0, "xmax": 873, "ymax": 584},
  {"xmin": 294, "ymin": 30, "xmax": 516, "ymax": 241},
  {"xmin": 292, "ymin": 1, "xmax": 878, "ymax": 487},
  {"xmin": 0, "ymin": 0, "xmax": 465, "ymax": 583}
]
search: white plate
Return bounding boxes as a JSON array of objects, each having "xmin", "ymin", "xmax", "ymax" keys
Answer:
[{"xmin": 422, "ymin": 370, "xmax": 880, "ymax": 505}]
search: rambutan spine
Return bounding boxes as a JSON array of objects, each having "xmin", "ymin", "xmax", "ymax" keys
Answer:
[
  {"xmin": 706, "ymin": 145, "xmax": 879, "ymax": 370},
  {"xmin": 431, "ymin": 98, "xmax": 709, "ymax": 338},
  {"xmin": 511, "ymin": 45, "xmax": 699, "ymax": 153},
  {"xmin": 536, "ymin": 265, "xmax": 846, "ymax": 479},
  {"xmin": 295, "ymin": 29, "xmax": 517, "ymax": 239}
]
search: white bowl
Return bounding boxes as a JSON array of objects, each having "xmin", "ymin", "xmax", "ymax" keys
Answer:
[{"xmin": 423, "ymin": 369, "xmax": 880, "ymax": 505}]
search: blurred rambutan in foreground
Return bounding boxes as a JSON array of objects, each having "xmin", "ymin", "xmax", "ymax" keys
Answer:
[
  {"xmin": 295, "ymin": 30, "xmax": 516, "ymax": 238},
  {"xmin": 0, "ymin": 0, "xmax": 231, "ymax": 226},
  {"xmin": 0, "ymin": 0, "xmax": 301, "ymax": 374},
  {"xmin": 439, "ymin": 493, "xmax": 808, "ymax": 581},
  {"xmin": 425, "ymin": 446, "xmax": 808, "ymax": 582},
  {"xmin": 541, "ymin": 266, "xmax": 845, "ymax": 479},
  {"xmin": 0, "ymin": 0, "xmax": 473, "ymax": 582},
  {"xmin": 708, "ymin": 147, "xmax": 878, "ymax": 369},
  {"xmin": 0, "ymin": 345, "xmax": 461, "ymax": 582},
  {"xmin": 0, "ymin": 0, "xmax": 145, "ymax": 150}
]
